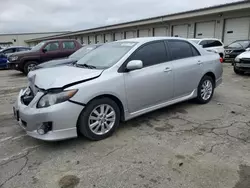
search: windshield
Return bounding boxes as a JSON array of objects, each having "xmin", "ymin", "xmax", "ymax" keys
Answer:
[
  {"xmin": 228, "ymin": 41, "xmax": 250, "ymax": 49},
  {"xmin": 31, "ymin": 42, "xmax": 45, "ymax": 51},
  {"xmin": 76, "ymin": 42, "xmax": 137, "ymax": 69},
  {"xmin": 69, "ymin": 45, "xmax": 98, "ymax": 59},
  {"xmin": 189, "ymin": 39, "xmax": 200, "ymax": 44}
]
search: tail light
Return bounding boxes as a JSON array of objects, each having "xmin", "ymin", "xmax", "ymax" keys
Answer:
[{"xmin": 219, "ymin": 57, "xmax": 223, "ymax": 63}]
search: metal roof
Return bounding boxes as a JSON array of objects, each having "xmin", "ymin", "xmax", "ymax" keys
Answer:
[{"xmin": 25, "ymin": 0, "xmax": 249, "ymax": 43}]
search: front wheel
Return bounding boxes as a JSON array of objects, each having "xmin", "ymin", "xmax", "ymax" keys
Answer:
[
  {"xmin": 23, "ymin": 61, "xmax": 38, "ymax": 75},
  {"xmin": 196, "ymin": 76, "xmax": 215, "ymax": 104},
  {"xmin": 78, "ymin": 98, "xmax": 120, "ymax": 141}
]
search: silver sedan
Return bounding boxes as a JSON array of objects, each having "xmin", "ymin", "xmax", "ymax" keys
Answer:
[{"xmin": 14, "ymin": 37, "xmax": 223, "ymax": 141}]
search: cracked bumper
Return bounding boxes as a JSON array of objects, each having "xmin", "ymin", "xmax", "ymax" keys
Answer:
[{"xmin": 14, "ymin": 89, "xmax": 84, "ymax": 141}]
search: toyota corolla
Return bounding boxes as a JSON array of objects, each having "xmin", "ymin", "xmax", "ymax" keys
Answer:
[{"xmin": 13, "ymin": 37, "xmax": 223, "ymax": 141}]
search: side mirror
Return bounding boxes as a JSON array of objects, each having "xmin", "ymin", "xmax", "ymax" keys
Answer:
[
  {"xmin": 245, "ymin": 48, "xmax": 250, "ymax": 51},
  {"xmin": 42, "ymin": 48, "xmax": 47, "ymax": 53},
  {"xmin": 126, "ymin": 60, "xmax": 143, "ymax": 71}
]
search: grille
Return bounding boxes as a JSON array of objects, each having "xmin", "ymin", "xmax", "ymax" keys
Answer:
[{"xmin": 225, "ymin": 50, "xmax": 233, "ymax": 54}]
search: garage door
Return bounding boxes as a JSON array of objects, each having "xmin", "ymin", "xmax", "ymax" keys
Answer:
[
  {"xmin": 114, "ymin": 32, "xmax": 123, "ymax": 41},
  {"xmin": 104, "ymin": 33, "xmax": 113, "ymax": 43},
  {"xmin": 172, "ymin": 24, "xmax": 189, "ymax": 38},
  {"xmin": 139, "ymin": 29, "xmax": 150, "ymax": 37},
  {"xmin": 96, "ymin": 35, "xmax": 103, "ymax": 44},
  {"xmin": 224, "ymin": 17, "xmax": 250, "ymax": 45},
  {"xmin": 125, "ymin": 31, "xmax": 136, "ymax": 39},
  {"xmin": 82, "ymin": 36, "xmax": 88, "ymax": 45},
  {"xmin": 154, "ymin": 27, "xmax": 168, "ymax": 36},
  {"xmin": 195, "ymin": 21, "xmax": 216, "ymax": 38},
  {"xmin": 88, "ymin": 36, "xmax": 95, "ymax": 44},
  {"xmin": 76, "ymin": 36, "xmax": 82, "ymax": 44}
]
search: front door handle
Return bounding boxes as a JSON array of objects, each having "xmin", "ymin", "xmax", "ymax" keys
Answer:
[
  {"xmin": 197, "ymin": 60, "xmax": 203, "ymax": 65},
  {"xmin": 164, "ymin": 67, "xmax": 172, "ymax": 72}
]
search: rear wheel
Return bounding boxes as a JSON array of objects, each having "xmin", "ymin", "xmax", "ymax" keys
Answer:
[
  {"xmin": 78, "ymin": 98, "xmax": 120, "ymax": 141},
  {"xmin": 23, "ymin": 61, "xmax": 38, "ymax": 75},
  {"xmin": 196, "ymin": 75, "xmax": 215, "ymax": 104},
  {"xmin": 234, "ymin": 66, "xmax": 244, "ymax": 75}
]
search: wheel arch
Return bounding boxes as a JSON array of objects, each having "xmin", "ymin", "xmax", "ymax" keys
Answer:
[
  {"xmin": 77, "ymin": 94, "xmax": 125, "ymax": 127},
  {"xmin": 202, "ymin": 72, "xmax": 216, "ymax": 85}
]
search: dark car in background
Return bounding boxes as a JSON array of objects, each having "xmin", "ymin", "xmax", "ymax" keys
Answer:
[
  {"xmin": 8, "ymin": 39, "xmax": 82, "ymax": 74},
  {"xmin": 224, "ymin": 40, "xmax": 250, "ymax": 61},
  {"xmin": 34, "ymin": 44, "xmax": 101, "ymax": 70},
  {"xmin": 0, "ymin": 46, "xmax": 31, "ymax": 69}
]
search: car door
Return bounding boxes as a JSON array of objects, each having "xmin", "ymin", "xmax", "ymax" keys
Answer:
[
  {"xmin": 167, "ymin": 40, "xmax": 202, "ymax": 98},
  {"xmin": 40, "ymin": 42, "xmax": 60, "ymax": 62},
  {"xmin": 123, "ymin": 41, "xmax": 174, "ymax": 113},
  {"xmin": 61, "ymin": 41, "xmax": 77, "ymax": 58}
]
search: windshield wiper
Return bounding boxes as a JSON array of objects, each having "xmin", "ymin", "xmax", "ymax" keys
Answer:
[{"xmin": 75, "ymin": 64, "xmax": 97, "ymax": 69}]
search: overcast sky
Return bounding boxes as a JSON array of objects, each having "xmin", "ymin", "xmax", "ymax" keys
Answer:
[{"xmin": 0, "ymin": 0, "xmax": 242, "ymax": 34}]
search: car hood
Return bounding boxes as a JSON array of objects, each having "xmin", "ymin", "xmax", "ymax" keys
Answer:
[
  {"xmin": 236, "ymin": 51, "xmax": 250, "ymax": 59},
  {"xmin": 9, "ymin": 50, "xmax": 37, "ymax": 57},
  {"xmin": 37, "ymin": 58, "xmax": 77, "ymax": 69},
  {"xmin": 28, "ymin": 66, "xmax": 103, "ymax": 90}
]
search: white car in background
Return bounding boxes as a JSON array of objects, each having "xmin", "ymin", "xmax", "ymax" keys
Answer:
[{"xmin": 189, "ymin": 38, "xmax": 225, "ymax": 58}]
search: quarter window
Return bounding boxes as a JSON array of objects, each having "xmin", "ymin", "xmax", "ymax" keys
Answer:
[
  {"xmin": 44, "ymin": 42, "xmax": 59, "ymax": 51},
  {"xmin": 130, "ymin": 41, "xmax": 168, "ymax": 67},
  {"xmin": 168, "ymin": 40, "xmax": 194, "ymax": 60},
  {"xmin": 62, "ymin": 41, "xmax": 76, "ymax": 49}
]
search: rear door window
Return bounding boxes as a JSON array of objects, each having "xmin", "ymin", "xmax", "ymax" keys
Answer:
[
  {"xmin": 62, "ymin": 41, "xmax": 76, "ymax": 49},
  {"xmin": 3, "ymin": 48, "xmax": 15, "ymax": 54},
  {"xmin": 204, "ymin": 40, "xmax": 223, "ymax": 48},
  {"xmin": 129, "ymin": 41, "xmax": 168, "ymax": 67},
  {"xmin": 167, "ymin": 40, "xmax": 195, "ymax": 60}
]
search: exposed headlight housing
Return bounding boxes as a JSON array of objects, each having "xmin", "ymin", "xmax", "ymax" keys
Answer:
[
  {"xmin": 10, "ymin": 56, "xmax": 18, "ymax": 61},
  {"xmin": 37, "ymin": 89, "xmax": 78, "ymax": 108},
  {"xmin": 235, "ymin": 57, "xmax": 240, "ymax": 62}
]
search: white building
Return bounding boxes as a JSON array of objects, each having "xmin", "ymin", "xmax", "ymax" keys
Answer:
[
  {"xmin": 26, "ymin": 1, "xmax": 250, "ymax": 46},
  {"xmin": 0, "ymin": 31, "xmax": 68, "ymax": 47}
]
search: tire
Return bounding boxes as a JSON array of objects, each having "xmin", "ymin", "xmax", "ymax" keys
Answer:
[
  {"xmin": 78, "ymin": 97, "xmax": 121, "ymax": 141},
  {"xmin": 196, "ymin": 75, "xmax": 215, "ymax": 104},
  {"xmin": 234, "ymin": 66, "xmax": 244, "ymax": 75},
  {"xmin": 23, "ymin": 61, "xmax": 38, "ymax": 75}
]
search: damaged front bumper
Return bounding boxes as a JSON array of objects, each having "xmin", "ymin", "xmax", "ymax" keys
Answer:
[{"xmin": 14, "ymin": 89, "xmax": 84, "ymax": 141}]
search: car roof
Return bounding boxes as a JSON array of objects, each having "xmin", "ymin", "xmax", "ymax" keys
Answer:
[
  {"xmin": 117, "ymin": 37, "xmax": 190, "ymax": 43},
  {"xmin": 189, "ymin": 38, "xmax": 221, "ymax": 41},
  {"xmin": 2, "ymin": 46, "xmax": 30, "ymax": 49},
  {"xmin": 43, "ymin": 39, "xmax": 77, "ymax": 43}
]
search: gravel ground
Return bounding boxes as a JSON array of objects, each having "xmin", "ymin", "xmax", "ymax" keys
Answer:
[{"xmin": 0, "ymin": 64, "xmax": 250, "ymax": 188}]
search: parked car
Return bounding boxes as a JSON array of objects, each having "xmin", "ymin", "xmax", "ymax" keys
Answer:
[
  {"xmin": 0, "ymin": 46, "xmax": 31, "ymax": 69},
  {"xmin": 33, "ymin": 44, "xmax": 102, "ymax": 70},
  {"xmin": 0, "ymin": 53, "xmax": 8, "ymax": 69},
  {"xmin": 233, "ymin": 50, "xmax": 250, "ymax": 75},
  {"xmin": 189, "ymin": 38, "xmax": 225, "ymax": 58},
  {"xmin": 224, "ymin": 40, "xmax": 250, "ymax": 61},
  {"xmin": 8, "ymin": 39, "xmax": 82, "ymax": 74},
  {"xmin": 13, "ymin": 37, "xmax": 222, "ymax": 141}
]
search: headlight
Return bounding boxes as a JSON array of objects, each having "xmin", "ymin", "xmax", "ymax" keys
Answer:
[
  {"xmin": 235, "ymin": 57, "xmax": 240, "ymax": 62},
  {"xmin": 10, "ymin": 56, "xmax": 18, "ymax": 61},
  {"xmin": 37, "ymin": 89, "xmax": 78, "ymax": 108}
]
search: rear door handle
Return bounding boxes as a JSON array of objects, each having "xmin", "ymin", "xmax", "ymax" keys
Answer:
[{"xmin": 164, "ymin": 67, "xmax": 172, "ymax": 72}]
